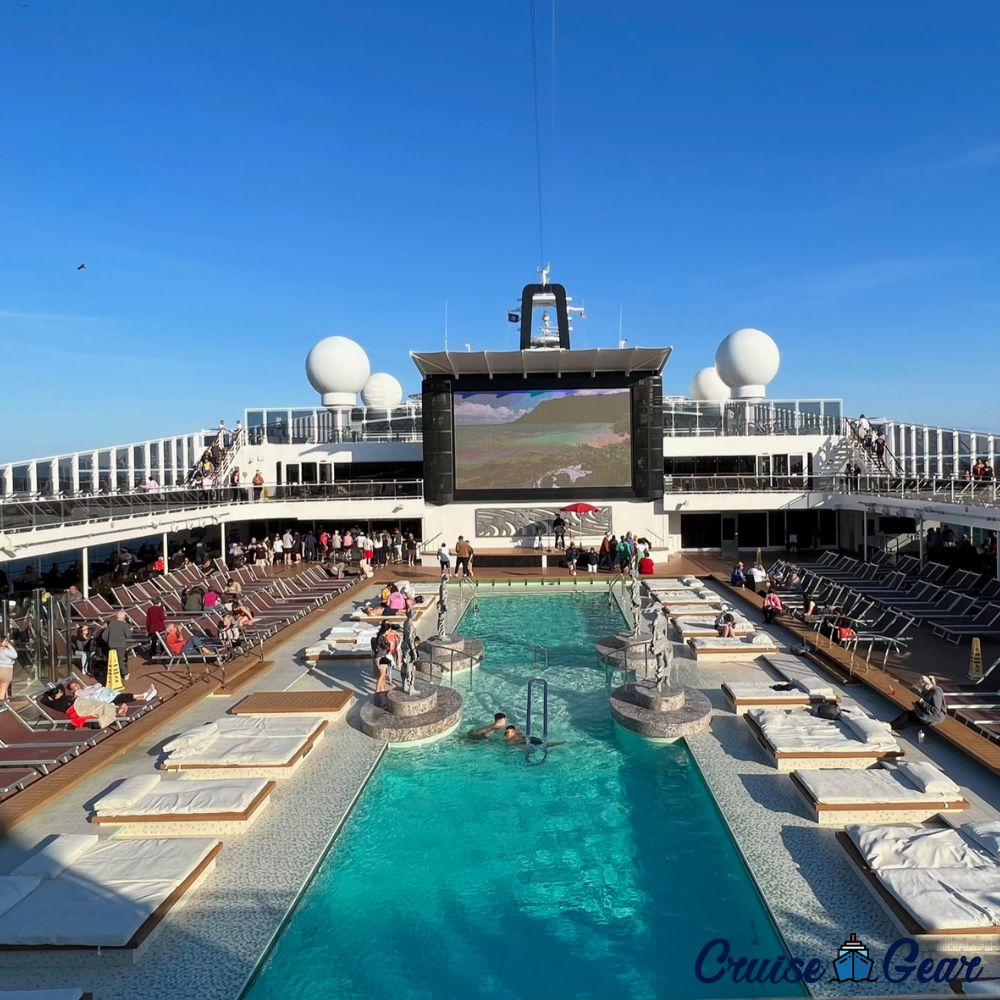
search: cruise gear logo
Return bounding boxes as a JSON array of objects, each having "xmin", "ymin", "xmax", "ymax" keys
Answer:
[
  {"xmin": 694, "ymin": 933, "xmax": 986, "ymax": 987},
  {"xmin": 832, "ymin": 932, "xmax": 875, "ymax": 983}
]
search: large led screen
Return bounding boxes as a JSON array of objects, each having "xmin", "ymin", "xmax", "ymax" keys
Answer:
[{"xmin": 453, "ymin": 387, "xmax": 632, "ymax": 491}]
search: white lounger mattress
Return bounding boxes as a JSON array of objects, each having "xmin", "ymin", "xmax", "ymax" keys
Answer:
[
  {"xmin": 94, "ymin": 777, "xmax": 270, "ymax": 817},
  {"xmin": 0, "ymin": 837, "xmax": 218, "ymax": 947},
  {"xmin": 724, "ymin": 682, "xmax": 815, "ymax": 702},
  {"xmin": 676, "ymin": 615, "xmax": 753, "ymax": 633},
  {"xmin": 798, "ymin": 767, "xmax": 963, "ymax": 805},
  {"xmin": 762, "ymin": 654, "xmax": 836, "ymax": 698},
  {"xmin": 164, "ymin": 715, "xmax": 324, "ymax": 752},
  {"xmin": 845, "ymin": 824, "xmax": 992, "ymax": 871},
  {"xmin": 690, "ymin": 635, "xmax": 777, "ymax": 651},
  {"xmin": 163, "ymin": 735, "xmax": 311, "ymax": 766},
  {"xmin": 749, "ymin": 708, "xmax": 900, "ymax": 753},
  {"xmin": 877, "ymin": 867, "xmax": 1000, "ymax": 930}
]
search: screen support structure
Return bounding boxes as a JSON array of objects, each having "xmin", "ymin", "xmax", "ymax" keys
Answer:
[{"xmin": 519, "ymin": 284, "xmax": 570, "ymax": 349}]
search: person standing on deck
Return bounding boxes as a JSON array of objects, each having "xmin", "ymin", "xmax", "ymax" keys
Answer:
[
  {"xmin": 552, "ymin": 514, "xmax": 566, "ymax": 548},
  {"xmin": 102, "ymin": 610, "xmax": 131, "ymax": 682}
]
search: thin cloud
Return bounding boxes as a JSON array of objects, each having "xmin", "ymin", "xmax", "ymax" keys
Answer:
[
  {"xmin": 799, "ymin": 258, "xmax": 951, "ymax": 296},
  {"xmin": 941, "ymin": 141, "xmax": 1000, "ymax": 170},
  {"xmin": 0, "ymin": 309, "xmax": 102, "ymax": 322}
]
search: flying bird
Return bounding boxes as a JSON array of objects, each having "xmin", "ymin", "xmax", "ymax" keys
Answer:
[{"xmin": 76, "ymin": 264, "xmax": 87, "ymax": 271}]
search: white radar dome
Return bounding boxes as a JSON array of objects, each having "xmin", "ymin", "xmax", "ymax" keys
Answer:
[
  {"xmin": 306, "ymin": 336, "xmax": 371, "ymax": 408},
  {"xmin": 362, "ymin": 372, "xmax": 404, "ymax": 409},
  {"xmin": 715, "ymin": 327, "xmax": 780, "ymax": 399},
  {"xmin": 689, "ymin": 366, "xmax": 731, "ymax": 401}
]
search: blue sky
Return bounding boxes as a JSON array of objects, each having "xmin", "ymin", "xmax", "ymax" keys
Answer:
[{"xmin": 2, "ymin": 1, "xmax": 999, "ymax": 460}]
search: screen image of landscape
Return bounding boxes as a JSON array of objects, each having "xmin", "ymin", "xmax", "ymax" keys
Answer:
[{"xmin": 453, "ymin": 388, "xmax": 632, "ymax": 491}]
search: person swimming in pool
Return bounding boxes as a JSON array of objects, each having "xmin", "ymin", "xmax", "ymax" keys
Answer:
[
  {"xmin": 503, "ymin": 725, "xmax": 566, "ymax": 747},
  {"xmin": 467, "ymin": 712, "xmax": 507, "ymax": 740}
]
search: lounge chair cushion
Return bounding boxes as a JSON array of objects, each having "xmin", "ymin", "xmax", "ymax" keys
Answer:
[
  {"xmin": 165, "ymin": 734, "xmax": 310, "ymax": 766},
  {"xmin": 878, "ymin": 867, "xmax": 1000, "ymax": 931},
  {"xmin": 164, "ymin": 715, "xmax": 323, "ymax": 754},
  {"xmin": 93, "ymin": 774, "xmax": 164, "ymax": 813},
  {"xmin": 97, "ymin": 777, "xmax": 270, "ymax": 817},
  {"xmin": 846, "ymin": 824, "xmax": 992, "ymax": 871},
  {"xmin": 12, "ymin": 834, "xmax": 99, "ymax": 879},
  {"xmin": 894, "ymin": 760, "xmax": 961, "ymax": 797},
  {"xmin": 840, "ymin": 710, "xmax": 895, "ymax": 745},
  {"xmin": 797, "ymin": 768, "xmax": 942, "ymax": 805},
  {"xmin": 0, "ymin": 876, "xmax": 41, "ymax": 917},
  {"xmin": 6, "ymin": 843, "xmax": 220, "ymax": 945},
  {"xmin": 963, "ymin": 821, "xmax": 1000, "ymax": 862}
]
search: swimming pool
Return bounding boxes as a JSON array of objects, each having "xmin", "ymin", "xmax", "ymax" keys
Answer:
[{"xmin": 243, "ymin": 592, "xmax": 802, "ymax": 1000}]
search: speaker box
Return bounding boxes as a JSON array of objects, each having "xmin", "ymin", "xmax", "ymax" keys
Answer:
[
  {"xmin": 422, "ymin": 379, "xmax": 454, "ymax": 505},
  {"xmin": 632, "ymin": 376, "xmax": 664, "ymax": 501}
]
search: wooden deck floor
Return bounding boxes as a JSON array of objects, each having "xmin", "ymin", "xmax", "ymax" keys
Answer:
[{"xmin": 231, "ymin": 690, "xmax": 354, "ymax": 715}]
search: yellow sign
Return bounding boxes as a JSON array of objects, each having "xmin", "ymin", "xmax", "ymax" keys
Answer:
[
  {"xmin": 969, "ymin": 638, "xmax": 983, "ymax": 681},
  {"xmin": 105, "ymin": 649, "xmax": 125, "ymax": 692}
]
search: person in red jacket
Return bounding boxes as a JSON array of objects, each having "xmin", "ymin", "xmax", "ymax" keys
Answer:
[
  {"xmin": 145, "ymin": 599, "xmax": 167, "ymax": 659},
  {"xmin": 637, "ymin": 549, "xmax": 655, "ymax": 575}
]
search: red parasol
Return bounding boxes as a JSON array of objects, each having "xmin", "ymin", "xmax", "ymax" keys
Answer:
[{"xmin": 560, "ymin": 503, "xmax": 600, "ymax": 514}]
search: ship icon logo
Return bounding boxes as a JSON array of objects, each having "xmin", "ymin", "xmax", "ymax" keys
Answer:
[{"xmin": 832, "ymin": 932, "xmax": 877, "ymax": 982}]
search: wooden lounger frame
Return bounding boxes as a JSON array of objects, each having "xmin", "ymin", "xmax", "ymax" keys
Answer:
[
  {"xmin": 790, "ymin": 771, "xmax": 970, "ymax": 819},
  {"xmin": 159, "ymin": 719, "xmax": 328, "ymax": 772},
  {"xmin": 0, "ymin": 841, "xmax": 223, "ymax": 952},
  {"xmin": 745, "ymin": 711, "xmax": 903, "ymax": 766},
  {"xmin": 721, "ymin": 684, "xmax": 816, "ymax": 712},
  {"xmin": 836, "ymin": 830, "xmax": 999, "ymax": 937},
  {"xmin": 93, "ymin": 780, "xmax": 275, "ymax": 826},
  {"xmin": 688, "ymin": 640, "xmax": 779, "ymax": 658},
  {"xmin": 230, "ymin": 691, "xmax": 353, "ymax": 716}
]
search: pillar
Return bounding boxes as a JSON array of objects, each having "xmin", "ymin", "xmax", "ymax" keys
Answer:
[
  {"xmin": 162, "ymin": 531, "xmax": 169, "ymax": 574},
  {"xmin": 82, "ymin": 546, "xmax": 90, "ymax": 599},
  {"xmin": 220, "ymin": 521, "xmax": 226, "ymax": 561},
  {"xmin": 862, "ymin": 511, "xmax": 868, "ymax": 561},
  {"xmin": 918, "ymin": 519, "xmax": 925, "ymax": 569}
]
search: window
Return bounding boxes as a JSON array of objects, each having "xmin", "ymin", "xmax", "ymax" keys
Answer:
[
  {"xmin": 285, "ymin": 464, "xmax": 300, "ymax": 485},
  {"xmin": 680, "ymin": 514, "xmax": 721, "ymax": 548},
  {"xmin": 738, "ymin": 513, "xmax": 767, "ymax": 547},
  {"xmin": 291, "ymin": 410, "xmax": 314, "ymax": 445}
]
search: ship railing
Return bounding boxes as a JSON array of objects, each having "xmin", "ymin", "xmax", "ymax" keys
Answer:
[{"xmin": 0, "ymin": 481, "xmax": 425, "ymax": 535}]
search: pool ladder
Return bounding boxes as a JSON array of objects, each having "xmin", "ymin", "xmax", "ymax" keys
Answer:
[{"xmin": 524, "ymin": 677, "xmax": 549, "ymax": 765}]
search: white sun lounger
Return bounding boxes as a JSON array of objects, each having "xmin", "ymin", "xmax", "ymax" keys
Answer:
[
  {"xmin": 304, "ymin": 640, "xmax": 373, "ymax": 660},
  {"xmin": 91, "ymin": 775, "xmax": 275, "ymax": 837},
  {"xmin": 0, "ymin": 834, "xmax": 221, "ymax": 962},
  {"xmin": 675, "ymin": 614, "xmax": 754, "ymax": 639},
  {"xmin": 746, "ymin": 706, "xmax": 901, "ymax": 771},
  {"xmin": 158, "ymin": 716, "xmax": 328, "ymax": 778},
  {"xmin": 838, "ymin": 823, "xmax": 1000, "ymax": 941},
  {"xmin": 723, "ymin": 654, "xmax": 837, "ymax": 712},
  {"xmin": 722, "ymin": 681, "xmax": 829, "ymax": 713},
  {"xmin": 791, "ymin": 761, "xmax": 970, "ymax": 824},
  {"xmin": 688, "ymin": 635, "xmax": 779, "ymax": 659}
]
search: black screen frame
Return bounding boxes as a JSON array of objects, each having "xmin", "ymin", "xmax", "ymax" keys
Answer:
[{"xmin": 438, "ymin": 373, "xmax": 652, "ymax": 502}]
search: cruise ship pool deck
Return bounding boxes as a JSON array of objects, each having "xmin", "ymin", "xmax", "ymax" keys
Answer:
[{"xmin": 1, "ymin": 562, "xmax": 998, "ymax": 999}]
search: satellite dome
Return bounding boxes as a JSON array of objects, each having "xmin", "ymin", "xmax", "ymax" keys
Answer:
[
  {"xmin": 361, "ymin": 372, "xmax": 404, "ymax": 409},
  {"xmin": 305, "ymin": 336, "xmax": 371, "ymax": 408},
  {"xmin": 715, "ymin": 328, "xmax": 780, "ymax": 399},
  {"xmin": 689, "ymin": 366, "xmax": 731, "ymax": 401}
]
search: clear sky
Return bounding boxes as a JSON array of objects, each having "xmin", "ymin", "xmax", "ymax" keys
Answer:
[{"xmin": 2, "ymin": 1, "xmax": 999, "ymax": 461}]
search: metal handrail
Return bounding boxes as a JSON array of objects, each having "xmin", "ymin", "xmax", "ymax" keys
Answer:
[
  {"xmin": 530, "ymin": 643, "xmax": 549, "ymax": 670},
  {"xmin": 525, "ymin": 677, "xmax": 549, "ymax": 763}
]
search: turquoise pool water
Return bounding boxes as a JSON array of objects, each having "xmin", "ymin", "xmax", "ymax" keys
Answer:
[{"xmin": 244, "ymin": 592, "xmax": 801, "ymax": 1000}]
